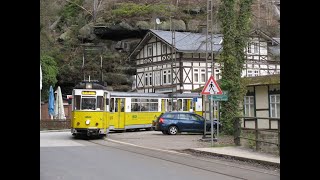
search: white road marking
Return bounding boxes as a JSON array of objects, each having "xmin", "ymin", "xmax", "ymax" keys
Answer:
[{"xmin": 105, "ymin": 138, "xmax": 191, "ymax": 156}]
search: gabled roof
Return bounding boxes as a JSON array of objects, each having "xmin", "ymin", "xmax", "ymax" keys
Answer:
[
  {"xmin": 128, "ymin": 29, "xmax": 280, "ymax": 60},
  {"xmin": 128, "ymin": 29, "xmax": 223, "ymax": 60},
  {"xmin": 250, "ymin": 29, "xmax": 280, "ymax": 45}
]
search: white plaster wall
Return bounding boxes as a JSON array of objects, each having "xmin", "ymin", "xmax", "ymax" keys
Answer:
[{"xmin": 255, "ymin": 86, "xmax": 268, "ymax": 109}]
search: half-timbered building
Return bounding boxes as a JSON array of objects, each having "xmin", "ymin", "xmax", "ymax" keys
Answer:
[{"xmin": 127, "ymin": 29, "xmax": 280, "ymax": 94}]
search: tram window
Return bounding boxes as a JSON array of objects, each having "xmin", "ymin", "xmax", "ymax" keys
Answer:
[
  {"xmin": 178, "ymin": 99, "xmax": 182, "ymax": 111},
  {"xmin": 74, "ymin": 95, "xmax": 81, "ymax": 110},
  {"xmin": 115, "ymin": 99, "xmax": 118, "ymax": 112},
  {"xmin": 131, "ymin": 98, "xmax": 140, "ymax": 112},
  {"xmin": 120, "ymin": 99, "xmax": 125, "ymax": 112},
  {"xmin": 110, "ymin": 98, "xmax": 115, "ymax": 112},
  {"xmin": 183, "ymin": 99, "xmax": 188, "ymax": 111},
  {"xmin": 97, "ymin": 96, "xmax": 104, "ymax": 111},
  {"xmin": 81, "ymin": 98, "xmax": 96, "ymax": 110}
]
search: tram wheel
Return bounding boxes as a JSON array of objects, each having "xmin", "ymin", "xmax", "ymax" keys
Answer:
[{"xmin": 145, "ymin": 127, "xmax": 153, "ymax": 131}]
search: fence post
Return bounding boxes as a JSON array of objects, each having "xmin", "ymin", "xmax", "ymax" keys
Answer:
[
  {"xmin": 234, "ymin": 117, "xmax": 241, "ymax": 146},
  {"xmin": 255, "ymin": 118, "xmax": 260, "ymax": 151}
]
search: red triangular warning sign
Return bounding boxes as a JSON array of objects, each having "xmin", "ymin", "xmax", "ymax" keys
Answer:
[{"xmin": 201, "ymin": 75, "xmax": 222, "ymax": 95}]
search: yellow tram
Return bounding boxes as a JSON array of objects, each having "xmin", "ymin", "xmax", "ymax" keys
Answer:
[
  {"xmin": 71, "ymin": 81, "xmax": 203, "ymax": 137},
  {"xmin": 71, "ymin": 81, "xmax": 110, "ymax": 137}
]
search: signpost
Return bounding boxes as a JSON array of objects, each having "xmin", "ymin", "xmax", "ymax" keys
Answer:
[{"xmin": 201, "ymin": 75, "xmax": 223, "ymax": 146}]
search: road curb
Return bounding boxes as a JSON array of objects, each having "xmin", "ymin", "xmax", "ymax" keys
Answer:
[{"xmin": 185, "ymin": 149, "xmax": 280, "ymax": 168}]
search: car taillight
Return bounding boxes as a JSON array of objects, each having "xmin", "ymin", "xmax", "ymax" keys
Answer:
[{"xmin": 159, "ymin": 118, "xmax": 164, "ymax": 123}]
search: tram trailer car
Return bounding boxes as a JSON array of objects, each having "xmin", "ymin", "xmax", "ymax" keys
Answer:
[
  {"xmin": 108, "ymin": 92, "xmax": 168, "ymax": 132},
  {"xmin": 71, "ymin": 82, "xmax": 110, "ymax": 137},
  {"xmin": 108, "ymin": 92, "xmax": 203, "ymax": 132},
  {"xmin": 71, "ymin": 82, "xmax": 204, "ymax": 136}
]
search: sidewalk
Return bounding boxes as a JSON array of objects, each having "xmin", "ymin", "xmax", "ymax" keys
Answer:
[{"xmin": 188, "ymin": 146, "xmax": 280, "ymax": 167}]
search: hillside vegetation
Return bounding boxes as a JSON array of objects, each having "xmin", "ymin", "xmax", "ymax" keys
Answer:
[{"xmin": 40, "ymin": 0, "xmax": 279, "ymax": 100}]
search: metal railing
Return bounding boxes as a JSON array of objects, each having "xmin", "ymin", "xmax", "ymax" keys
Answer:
[
  {"xmin": 234, "ymin": 116, "xmax": 280, "ymax": 151},
  {"xmin": 40, "ymin": 119, "xmax": 71, "ymax": 130}
]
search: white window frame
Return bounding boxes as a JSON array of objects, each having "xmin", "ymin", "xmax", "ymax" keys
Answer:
[
  {"xmin": 194, "ymin": 69, "xmax": 199, "ymax": 83},
  {"xmin": 200, "ymin": 69, "xmax": 206, "ymax": 83},
  {"xmin": 155, "ymin": 71, "xmax": 160, "ymax": 85},
  {"xmin": 145, "ymin": 73, "xmax": 148, "ymax": 86},
  {"xmin": 149, "ymin": 73, "xmax": 152, "ymax": 86},
  {"xmin": 247, "ymin": 69, "xmax": 259, "ymax": 77},
  {"xmin": 244, "ymin": 96, "xmax": 254, "ymax": 117},
  {"xmin": 167, "ymin": 70, "xmax": 171, "ymax": 84},
  {"xmin": 270, "ymin": 94, "xmax": 280, "ymax": 118}
]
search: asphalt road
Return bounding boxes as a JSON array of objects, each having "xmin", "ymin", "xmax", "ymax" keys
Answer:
[{"xmin": 40, "ymin": 131, "xmax": 280, "ymax": 180}]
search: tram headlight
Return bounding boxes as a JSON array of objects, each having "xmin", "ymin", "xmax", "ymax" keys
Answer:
[
  {"xmin": 86, "ymin": 82, "xmax": 92, "ymax": 89},
  {"xmin": 85, "ymin": 120, "xmax": 90, "ymax": 125}
]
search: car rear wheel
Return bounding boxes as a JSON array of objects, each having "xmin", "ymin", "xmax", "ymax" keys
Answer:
[{"xmin": 168, "ymin": 126, "xmax": 178, "ymax": 135}]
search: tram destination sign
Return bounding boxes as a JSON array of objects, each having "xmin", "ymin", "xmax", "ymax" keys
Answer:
[{"xmin": 82, "ymin": 91, "xmax": 96, "ymax": 95}]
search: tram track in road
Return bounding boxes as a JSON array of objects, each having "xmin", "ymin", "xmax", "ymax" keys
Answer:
[{"xmin": 85, "ymin": 138, "xmax": 279, "ymax": 180}]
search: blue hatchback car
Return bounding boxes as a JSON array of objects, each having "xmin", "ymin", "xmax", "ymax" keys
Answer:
[{"xmin": 154, "ymin": 111, "xmax": 221, "ymax": 135}]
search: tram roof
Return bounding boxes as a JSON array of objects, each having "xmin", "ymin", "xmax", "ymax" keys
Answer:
[
  {"xmin": 109, "ymin": 92, "xmax": 168, "ymax": 98},
  {"xmin": 109, "ymin": 92, "xmax": 201, "ymax": 98}
]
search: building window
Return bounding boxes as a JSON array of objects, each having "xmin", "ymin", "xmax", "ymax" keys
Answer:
[
  {"xmin": 270, "ymin": 94, "xmax": 280, "ymax": 118},
  {"xmin": 215, "ymin": 69, "xmax": 220, "ymax": 80},
  {"xmin": 244, "ymin": 96, "xmax": 254, "ymax": 117},
  {"xmin": 162, "ymin": 44, "xmax": 166, "ymax": 54},
  {"xmin": 194, "ymin": 69, "xmax": 199, "ymax": 83},
  {"xmin": 193, "ymin": 68, "xmax": 207, "ymax": 83},
  {"xmin": 155, "ymin": 71, "xmax": 160, "ymax": 85},
  {"xmin": 254, "ymin": 43, "xmax": 259, "ymax": 53},
  {"xmin": 247, "ymin": 69, "xmax": 259, "ymax": 77},
  {"xmin": 162, "ymin": 70, "xmax": 171, "ymax": 85},
  {"xmin": 247, "ymin": 42, "xmax": 252, "ymax": 53},
  {"xmin": 200, "ymin": 69, "xmax": 206, "ymax": 83},
  {"xmin": 145, "ymin": 73, "xmax": 148, "ymax": 86},
  {"xmin": 149, "ymin": 73, "xmax": 152, "ymax": 86},
  {"xmin": 147, "ymin": 45, "xmax": 152, "ymax": 56}
]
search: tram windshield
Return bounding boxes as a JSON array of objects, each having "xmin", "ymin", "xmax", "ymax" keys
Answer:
[{"xmin": 81, "ymin": 97, "xmax": 96, "ymax": 110}]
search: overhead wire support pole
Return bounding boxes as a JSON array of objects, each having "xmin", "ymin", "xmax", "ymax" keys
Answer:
[
  {"xmin": 204, "ymin": 0, "xmax": 213, "ymax": 139},
  {"xmin": 171, "ymin": 16, "xmax": 177, "ymax": 111}
]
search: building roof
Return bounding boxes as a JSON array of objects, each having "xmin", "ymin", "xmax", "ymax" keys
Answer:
[
  {"xmin": 128, "ymin": 29, "xmax": 223, "ymax": 60},
  {"xmin": 150, "ymin": 29, "xmax": 223, "ymax": 53},
  {"xmin": 128, "ymin": 29, "xmax": 280, "ymax": 60},
  {"xmin": 243, "ymin": 74, "xmax": 280, "ymax": 86}
]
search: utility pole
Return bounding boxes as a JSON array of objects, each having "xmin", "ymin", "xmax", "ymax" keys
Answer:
[
  {"xmin": 170, "ymin": 16, "xmax": 177, "ymax": 111},
  {"xmin": 203, "ymin": 0, "xmax": 214, "ymax": 139}
]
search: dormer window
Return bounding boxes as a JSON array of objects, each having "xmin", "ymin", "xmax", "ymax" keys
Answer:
[{"xmin": 147, "ymin": 45, "xmax": 152, "ymax": 56}]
